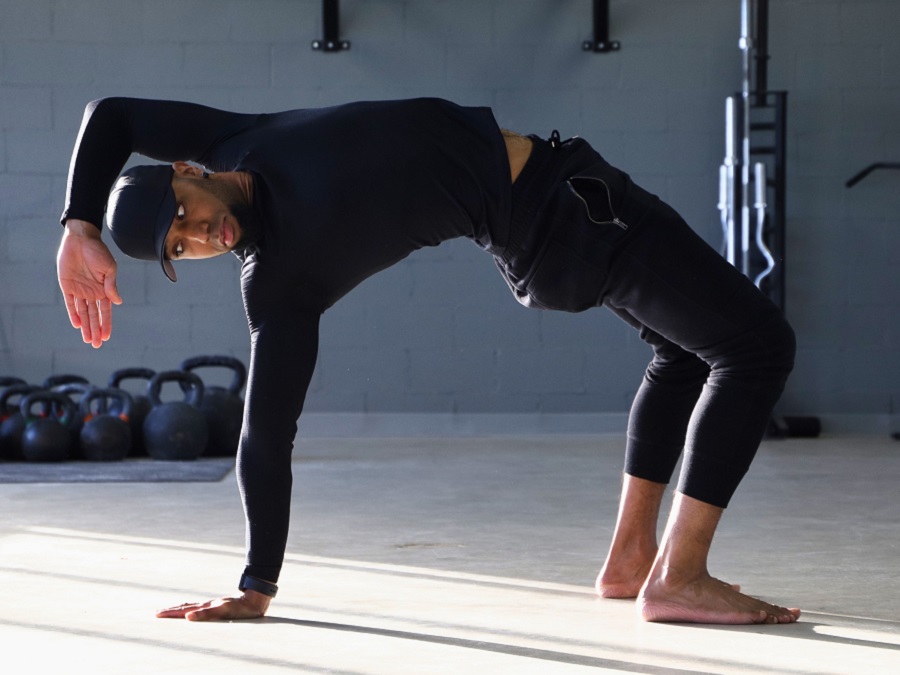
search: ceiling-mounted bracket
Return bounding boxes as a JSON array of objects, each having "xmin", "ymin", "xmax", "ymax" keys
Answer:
[
  {"xmin": 312, "ymin": 0, "xmax": 350, "ymax": 52},
  {"xmin": 582, "ymin": 0, "xmax": 620, "ymax": 53}
]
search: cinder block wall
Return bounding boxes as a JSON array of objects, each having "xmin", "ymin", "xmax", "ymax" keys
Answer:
[{"xmin": 1, "ymin": 1, "xmax": 898, "ymax": 423}]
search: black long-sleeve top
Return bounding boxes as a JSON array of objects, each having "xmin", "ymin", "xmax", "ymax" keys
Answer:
[{"xmin": 62, "ymin": 97, "xmax": 512, "ymax": 582}]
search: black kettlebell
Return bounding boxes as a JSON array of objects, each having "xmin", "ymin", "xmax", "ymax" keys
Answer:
[
  {"xmin": 0, "ymin": 384, "xmax": 42, "ymax": 460},
  {"xmin": 0, "ymin": 376, "xmax": 27, "ymax": 388},
  {"xmin": 79, "ymin": 388, "xmax": 133, "ymax": 462},
  {"xmin": 108, "ymin": 368, "xmax": 155, "ymax": 456},
  {"xmin": 52, "ymin": 382, "xmax": 93, "ymax": 453},
  {"xmin": 180, "ymin": 355, "xmax": 246, "ymax": 457},
  {"xmin": 143, "ymin": 370, "xmax": 208, "ymax": 461},
  {"xmin": 20, "ymin": 391, "xmax": 77, "ymax": 462}
]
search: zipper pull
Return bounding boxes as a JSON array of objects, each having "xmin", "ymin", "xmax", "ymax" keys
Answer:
[{"xmin": 550, "ymin": 130, "xmax": 561, "ymax": 149}]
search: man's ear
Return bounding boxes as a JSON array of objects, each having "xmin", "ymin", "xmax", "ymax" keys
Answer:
[{"xmin": 172, "ymin": 161, "xmax": 204, "ymax": 178}]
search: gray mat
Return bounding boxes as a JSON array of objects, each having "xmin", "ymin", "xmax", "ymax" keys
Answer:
[{"xmin": 0, "ymin": 458, "xmax": 234, "ymax": 483}]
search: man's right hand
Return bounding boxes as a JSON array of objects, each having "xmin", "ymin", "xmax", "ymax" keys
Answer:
[
  {"xmin": 57, "ymin": 219, "xmax": 123, "ymax": 348},
  {"xmin": 155, "ymin": 590, "xmax": 272, "ymax": 621}
]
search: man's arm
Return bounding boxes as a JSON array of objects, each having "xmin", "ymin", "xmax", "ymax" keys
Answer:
[{"xmin": 156, "ymin": 299, "xmax": 322, "ymax": 620}]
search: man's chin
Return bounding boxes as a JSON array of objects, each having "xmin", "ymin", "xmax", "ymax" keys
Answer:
[{"xmin": 229, "ymin": 204, "xmax": 263, "ymax": 253}]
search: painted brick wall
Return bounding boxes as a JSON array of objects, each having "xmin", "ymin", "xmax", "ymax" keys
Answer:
[{"xmin": 1, "ymin": 0, "xmax": 898, "ymax": 419}]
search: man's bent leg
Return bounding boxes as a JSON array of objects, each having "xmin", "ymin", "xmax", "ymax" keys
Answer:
[
  {"xmin": 598, "ymin": 191, "xmax": 796, "ymax": 622},
  {"xmin": 638, "ymin": 492, "xmax": 800, "ymax": 624}
]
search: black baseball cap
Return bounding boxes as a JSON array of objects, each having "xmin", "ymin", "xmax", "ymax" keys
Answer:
[{"xmin": 106, "ymin": 164, "xmax": 179, "ymax": 282}]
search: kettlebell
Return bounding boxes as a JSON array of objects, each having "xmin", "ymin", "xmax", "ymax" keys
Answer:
[
  {"xmin": 0, "ymin": 384, "xmax": 42, "ymax": 460},
  {"xmin": 108, "ymin": 368, "xmax": 155, "ymax": 456},
  {"xmin": 0, "ymin": 376, "xmax": 27, "ymax": 388},
  {"xmin": 52, "ymin": 382, "xmax": 93, "ymax": 453},
  {"xmin": 79, "ymin": 388, "xmax": 133, "ymax": 461},
  {"xmin": 180, "ymin": 355, "xmax": 246, "ymax": 457},
  {"xmin": 20, "ymin": 391, "xmax": 77, "ymax": 462},
  {"xmin": 143, "ymin": 370, "xmax": 208, "ymax": 461}
]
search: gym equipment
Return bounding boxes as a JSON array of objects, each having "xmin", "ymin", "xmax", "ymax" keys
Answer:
[
  {"xmin": 768, "ymin": 416, "xmax": 823, "ymax": 439},
  {"xmin": 719, "ymin": 0, "xmax": 787, "ymax": 310},
  {"xmin": 0, "ymin": 385, "xmax": 42, "ymax": 460},
  {"xmin": 20, "ymin": 391, "xmax": 77, "ymax": 462},
  {"xmin": 846, "ymin": 162, "xmax": 900, "ymax": 188},
  {"xmin": 79, "ymin": 388, "xmax": 133, "ymax": 461},
  {"xmin": 720, "ymin": 1, "xmax": 820, "ymax": 439},
  {"xmin": 179, "ymin": 355, "xmax": 246, "ymax": 457},
  {"xmin": 52, "ymin": 382, "xmax": 93, "ymax": 451},
  {"xmin": 311, "ymin": 0, "xmax": 350, "ymax": 52},
  {"xmin": 143, "ymin": 370, "xmax": 208, "ymax": 461},
  {"xmin": 0, "ymin": 377, "xmax": 27, "ymax": 388},
  {"xmin": 108, "ymin": 368, "xmax": 155, "ymax": 456}
]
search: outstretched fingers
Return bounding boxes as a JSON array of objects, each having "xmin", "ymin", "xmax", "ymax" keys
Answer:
[
  {"xmin": 156, "ymin": 601, "xmax": 213, "ymax": 619},
  {"xmin": 156, "ymin": 595, "xmax": 270, "ymax": 622},
  {"xmin": 71, "ymin": 296, "xmax": 112, "ymax": 348}
]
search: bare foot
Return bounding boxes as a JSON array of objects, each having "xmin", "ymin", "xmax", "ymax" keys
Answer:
[
  {"xmin": 638, "ymin": 571, "xmax": 800, "ymax": 624},
  {"xmin": 596, "ymin": 557, "xmax": 740, "ymax": 600},
  {"xmin": 595, "ymin": 554, "xmax": 655, "ymax": 599}
]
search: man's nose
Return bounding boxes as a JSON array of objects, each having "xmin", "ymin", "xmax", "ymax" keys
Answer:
[{"xmin": 186, "ymin": 222, "xmax": 210, "ymax": 243}]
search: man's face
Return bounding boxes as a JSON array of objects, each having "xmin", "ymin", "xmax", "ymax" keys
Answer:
[{"xmin": 165, "ymin": 174, "xmax": 261, "ymax": 262}]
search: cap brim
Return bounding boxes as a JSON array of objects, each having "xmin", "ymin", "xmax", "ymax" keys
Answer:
[{"xmin": 153, "ymin": 185, "xmax": 178, "ymax": 282}]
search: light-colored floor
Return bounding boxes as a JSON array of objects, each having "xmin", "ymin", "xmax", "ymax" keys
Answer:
[{"xmin": 1, "ymin": 433, "xmax": 898, "ymax": 674}]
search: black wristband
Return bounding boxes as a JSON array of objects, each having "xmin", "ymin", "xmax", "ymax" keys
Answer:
[{"xmin": 239, "ymin": 573, "xmax": 278, "ymax": 598}]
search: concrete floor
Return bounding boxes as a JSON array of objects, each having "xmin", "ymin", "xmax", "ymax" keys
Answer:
[{"xmin": 1, "ymin": 433, "xmax": 898, "ymax": 674}]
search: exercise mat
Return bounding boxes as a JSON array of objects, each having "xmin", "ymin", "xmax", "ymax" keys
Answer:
[{"xmin": 0, "ymin": 457, "xmax": 234, "ymax": 484}]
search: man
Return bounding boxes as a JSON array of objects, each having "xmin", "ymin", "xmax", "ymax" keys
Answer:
[{"xmin": 57, "ymin": 97, "xmax": 799, "ymax": 625}]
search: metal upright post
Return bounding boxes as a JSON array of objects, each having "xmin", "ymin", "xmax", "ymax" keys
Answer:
[{"xmin": 739, "ymin": 0, "xmax": 754, "ymax": 278}]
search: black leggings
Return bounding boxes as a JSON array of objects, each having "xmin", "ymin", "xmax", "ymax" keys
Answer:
[{"xmin": 500, "ymin": 135, "xmax": 795, "ymax": 508}]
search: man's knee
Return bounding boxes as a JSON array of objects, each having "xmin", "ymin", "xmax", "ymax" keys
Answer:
[{"xmin": 705, "ymin": 308, "xmax": 795, "ymax": 389}]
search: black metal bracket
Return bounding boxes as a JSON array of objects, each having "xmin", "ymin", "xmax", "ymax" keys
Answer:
[
  {"xmin": 845, "ymin": 162, "xmax": 900, "ymax": 188},
  {"xmin": 312, "ymin": 0, "xmax": 350, "ymax": 52},
  {"xmin": 583, "ymin": 0, "xmax": 620, "ymax": 53}
]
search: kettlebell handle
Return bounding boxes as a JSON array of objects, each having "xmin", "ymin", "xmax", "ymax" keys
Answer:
[
  {"xmin": 108, "ymin": 367, "xmax": 156, "ymax": 389},
  {"xmin": 179, "ymin": 355, "xmax": 247, "ymax": 394},
  {"xmin": 80, "ymin": 387, "xmax": 134, "ymax": 421},
  {"xmin": 1, "ymin": 384, "xmax": 42, "ymax": 416},
  {"xmin": 147, "ymin": 370, "xmax": 205, "ymax": 408},
  {"xmin": 52, "ymin": 381, "xmax": 97, "ymax": 414},
  {"xmin": 20, "ymin": 391, "xmax": 77, "ymax": 426}
]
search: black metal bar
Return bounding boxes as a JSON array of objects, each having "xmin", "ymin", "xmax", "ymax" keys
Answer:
[
  {"xmin": 754, "ymin": 0, "xmax": 770, "ymax": 105},
  {"xmin": 733, "ymin": 90, "xmax": 787, "ymax": 312},
  {"xmin": 771, "ymin": 91, "xmax": 787, "ymax": 313},
  {"xmin": 846, "ymin": 162, "xmax": 900, "ymax": 188},
  {"xmin": 312, "ymin": 0, "xmax": 350, "ymax": 52},
  {"xmin": 583, "ymin": 0, "xmax": 620, "ymax": 53}
]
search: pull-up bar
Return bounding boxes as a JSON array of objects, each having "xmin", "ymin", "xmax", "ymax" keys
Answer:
[
  {"xmin": 312, "ymin": 0, "xmax": 350, "ymax": 52},
  {"xmin": 583, "ymin": 0, "xmax": 621, "ymax": 53},
  {"xmin": 311, "ymin": 1, "xmax": 620, "ymax": 54}
]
